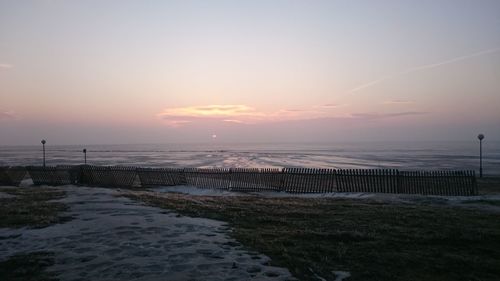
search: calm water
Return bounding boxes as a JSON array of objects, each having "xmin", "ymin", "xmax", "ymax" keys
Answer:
[{"xmin": 1, "ymin": 142, "xmax": 499, "ymax": 175}]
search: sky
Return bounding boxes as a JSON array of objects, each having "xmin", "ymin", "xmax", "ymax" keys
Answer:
[{"xmin": 1, "ymin": 0, "xmax": 499, "ymax": 145}]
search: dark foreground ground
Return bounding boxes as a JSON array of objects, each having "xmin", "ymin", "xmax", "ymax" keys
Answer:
[
  {"xmin": 0, "ymin": 186, "xmax": 295, "ymax": 281},
  {"xmin": 0, "ymin": 187, "xmax": 69, "ymax": 280},
  {"xmin": 125, "ymin": 189, "xmax": 500, "ymax": 281},
  {"xmin": 0, "ymin": 177, "xmax": 500, "ymax": 281}
]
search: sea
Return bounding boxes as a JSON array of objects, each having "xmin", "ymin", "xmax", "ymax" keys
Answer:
[{"xmin": 1, "ymin": 142, "xmax": 499, "ymax": 175}]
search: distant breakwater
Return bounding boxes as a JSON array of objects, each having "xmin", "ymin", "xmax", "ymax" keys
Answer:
[{"xmin": 0, "ymin": 165, "xmax": 477, "ymax": 196}]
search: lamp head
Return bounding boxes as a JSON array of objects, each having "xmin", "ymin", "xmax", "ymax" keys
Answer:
[
  {"xmin": 83, "ymin": 149, "xmax": 87, "ymax": 153},
  {"xmin": 478, "ymin": 134, "xmax": 485, "ymax": 141},
  {"xmin": 41, "ymin": 139, "xmax": 46, "ymax": 145}
]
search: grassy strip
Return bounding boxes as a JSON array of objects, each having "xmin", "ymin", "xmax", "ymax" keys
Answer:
[
  {"xmin": 463, "ymin": 200, "xmax": 500, "ymax": 206},
  {"xmin": 478, "ymin": 177, "xmax": 500, "ymax": 194},
  {"xmin": 125, "ymin": 192, "xmax": 500, "ymax": 281},
  {"xmin": 0, "ymin": 187, "xmax": 70, "ymax": 228},
  {"xmin": 0, "ymin": 252, "xmax": 57, "ymax": 281}
]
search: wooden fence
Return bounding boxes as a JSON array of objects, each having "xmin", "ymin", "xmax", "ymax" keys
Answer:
[
  {"xmin": 184, "ymin": 168, "xmax": 231, "ymax": 189},
  {"xmin": 281, "ymin": 168, "xmax": 337, "ymax": 193},
  {"xmin": 6, "ymin": 165, "xmax": 478, "ymax": 196},
  {"xmin": 80, "ymin": 165, "xmax": 137, "ymax": 188},
  {"xmin": 0, "ymin": 166, "xmax": 27, "ymax": 186},
  {"xmin": 137, "ymin": 168, "xmax": 186, "ymax": 187},
  {"xmin": 27, "ymin": 166, "xmax": 79, "ymax": 186},
  {"xmin": 336, "ymin": 169, "xmax": 399, "ymax": 193},
  {"xmin": 398, "ymin": 170, "xmax": 476, "ymax": 196},
  {"xmin": 230, "ymin": 168, "xmax": 282, "ymax": 192}
]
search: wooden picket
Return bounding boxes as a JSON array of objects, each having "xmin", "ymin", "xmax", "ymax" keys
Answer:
[
  {"xmin": 258, "ymin": 168, "xmax": 283, "ymax": 191},
  {"xmin": 109, "ymin": 166, "xmax": 138, "ymax": 187},
  {"xmin": 397, "ymin": 170, "xmax": 477, "ymax": 196},
  {"xmin": 27, "ymin": 166, "xmax": 77, "ymax": 186},
  {"xmin": 0, "ymin": 166, "xmax": 27, "ymax": 186},
  {"xmin": 56, "ymin": 165, "xmax": 80, "ymax": 185},
  {"xmin": 0, "ymin": 167, "xmax": 7, "ymax": 185},
  {"xmin": 80, "ymin": 165, "xmax": 136, "ymax": 187},
  {"xmin": 6, "ymin": 164, "xmax": 479, "ymax": 196},
  {"xmin": 228, "ymin": 168, "xmax": 282, "ymax": 191},
  {"xmin": 184, "ymin": 168, "xmax": 231, "ymax": 189},
  {"xmin": 230, "ymin": 168, "xmax": 261, "ymax": 191},
  {"xmin": 136, "ymin": 167, "xmax": 186, "ymax": 187},
  {"xmin": 333, "ymin": 169, "xmax": 477, "ymax": 195},
  {"xmin": 80, "ymin": 165, "xmax": 113, "ymax": 186},
  {"xmin": 279, "ymin": 168, "xmax": 337, "ymax": 193}
]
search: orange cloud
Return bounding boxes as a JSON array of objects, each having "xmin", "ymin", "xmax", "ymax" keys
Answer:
[
  {"xmin": 158, "ymin": 104, "xmax": 329, "ymax": 127},
  {"xmin": 159, "ymin": 105, "xmax": 262, "ymax": 118},
  {"xmin": 158, "ymin": 105, "xmax": 267, "ymax": 127},
  {"xmin": 157, "ymin": 104, "xmax": 422, "ymax": 127}
]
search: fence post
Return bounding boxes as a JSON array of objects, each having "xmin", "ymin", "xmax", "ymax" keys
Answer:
[
  {"xmin": 279, "ymin": 168, "xmax": 285, "ymax": 192},
  {"xmin": 471, "ymin": 170, "xmax": 478, "ymax": 196}
]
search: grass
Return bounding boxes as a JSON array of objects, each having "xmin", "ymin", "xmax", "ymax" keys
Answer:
[
  {"xmin": 478, "ymin": 177, "xmax": 500, "ymax": 194},
  {"xmin": 125, "ymin": 192, "xmax": 500, "ymax": 281},
  {"xmin": 0, "ymin": 252, "xmax": 57, "ymax": 281},
  {"xmin": 0, "ymin": 188, "xmax": 68, "ymax": 281},
  {"xmin": 0, "ymin": 187, "xmax": 70, "ymax": 228},
  {"xmin": 463, "ymin": 200, "xmax": 500, "ymax": 206}
]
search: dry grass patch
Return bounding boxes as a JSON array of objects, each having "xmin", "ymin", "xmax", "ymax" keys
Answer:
[
  {"xmin": 125, "ymin": 191, "xmax": 500, "ymax": 281},
  {"xmin": 0, "ymin": 187, "xmax": 70, "ymax": 228},
  {"xmin": 478, "ymin": 177, "xmax": 500, "ymax": 194}
]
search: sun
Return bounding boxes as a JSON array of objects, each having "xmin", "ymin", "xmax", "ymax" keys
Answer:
[{"xmin": 212, "ymin": 134, "xmax": 217, "ymax": 139}]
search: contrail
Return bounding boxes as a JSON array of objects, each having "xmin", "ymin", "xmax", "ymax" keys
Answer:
[{"xmin": 348, "ymin": 47, "xmax": 500, "ymax": 93}]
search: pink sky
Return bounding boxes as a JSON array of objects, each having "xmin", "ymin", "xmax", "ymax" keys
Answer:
[{"xmin": 1, "ymin": 0, "xmax": 499, "ymax": 145}]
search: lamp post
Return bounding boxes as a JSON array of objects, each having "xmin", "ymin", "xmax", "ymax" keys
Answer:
[
  {"xmin": 83, "ymin": 149, "xmax": 87, "ymax": 165},
  {"xmin": 478, "ymin": 134, "xmax": 484, "ymax": 178},
  {"xmin": 41, "ymin": 139, "xmax": 46, "ymax": 167}
]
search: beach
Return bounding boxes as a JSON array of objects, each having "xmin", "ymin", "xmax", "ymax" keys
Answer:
[{"xmin": 1, "ymin": 142, "xmax": 500, "ymax": 174}]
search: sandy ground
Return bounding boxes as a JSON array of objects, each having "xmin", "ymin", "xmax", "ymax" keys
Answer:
[{"xmin": 0, "ymin": 185, "xmax": 296, "ymax": 281}]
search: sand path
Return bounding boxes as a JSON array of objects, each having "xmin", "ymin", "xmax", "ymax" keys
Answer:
[{"xmin": 0, "ymin": 186, "xmax": 296, "ymax": 281}]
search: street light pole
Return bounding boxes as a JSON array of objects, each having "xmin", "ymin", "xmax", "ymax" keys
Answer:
[
  {"xmin": 83, "ymin": 149, "xmax": 87, "ymax": 164},
  {"xmin": 41, "ymin": 139, "xmax": 46, "ymax": 167},
  {"xmin": 478, "ymin": 134, "xmax": 484, "ymax": 178}
]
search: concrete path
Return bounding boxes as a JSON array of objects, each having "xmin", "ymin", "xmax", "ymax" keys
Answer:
[{"xmin": 0, "ymin": 186, "xmax": 296, "ymax": 281}]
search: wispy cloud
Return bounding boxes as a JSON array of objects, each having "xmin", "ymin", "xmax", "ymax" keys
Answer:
[
  {"xmin": 223, "ymin": 119, "xmax": 245, "ymax": 124},
  {"xmin": 280, "ymin": 109, "xmax": 305, "ymax": 112},
  {"xmin": 382, "ymin": 100, "xmax": 414, "ymax": 105},
  {"xmin": 157, "ymin": 104, "xmax": 334, "ymax": 127},
  {"xmin": 314, "ymin": 103, "xmax": 351, "ymax": 110},
  {"xmin": 0, "ymin": 111, "xmax": 17, "ymax": 120},
  {"xmin": 157, "ymin": 104, "xmax": 425, "ymax": 127},
  {"xmin": 349, "ymin": 47, "xmax": 500, "ymax": 93},
  {"xmin": 158, "ymin": 105, "xmax": 265, "ymax": 127},
  {"xmin": 317, "ymin": 103, "xmax": 340, "ymax": 109},
  {"xmin": 349, "ymin": 111, "xmax": 427, "ymax": 119},
  {"xmin": 159, "ymin": 105, "xmax": 262, "ymax": 118},
  {"xmin": 0, "ymin": 63, "xmax": 13, "ymax": 69}
]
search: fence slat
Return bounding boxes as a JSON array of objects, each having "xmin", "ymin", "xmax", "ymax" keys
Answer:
[
  {"xmin": 0, "ymin": 166, "xmax": 27, "ymax": 186},
  {"xmin": 10, "ymin": 165, "xmax": 479, "ymax": 195}
]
